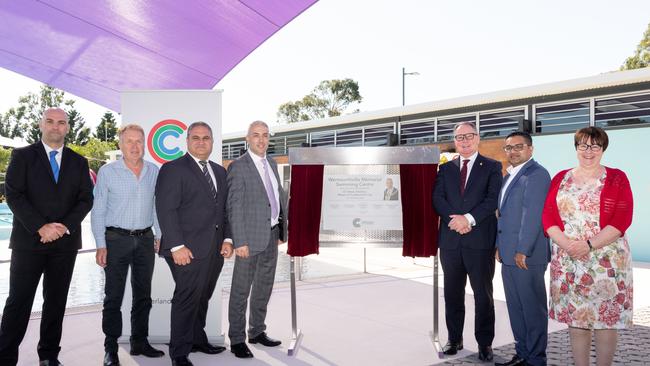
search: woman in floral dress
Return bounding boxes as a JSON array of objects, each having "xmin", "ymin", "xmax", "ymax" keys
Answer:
[{"xmin": 542, "ymin": 127, "xmax": 633, "ymax": 366}]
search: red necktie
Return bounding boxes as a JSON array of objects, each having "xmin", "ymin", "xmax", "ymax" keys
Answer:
[{"xmin": 460, "ymin": 159, "xmax": 470, "ymax": 196}]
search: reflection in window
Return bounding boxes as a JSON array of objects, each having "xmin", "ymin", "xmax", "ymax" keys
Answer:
[
  {"xmin": 364, "ymin": 124, "xmax": 394, "ymax": 146},
  {"xmin": 595, "ymin": 93, "xmax": 650, "ymax": 128},
  {"xmin": 399, "ymin": 120, "xmax": 434, "ymax": 145},
  {"xmin": 535, "ymin": 101, "xmax": 590, "ymax": 133},
  {"xmin": 479, "ymin": 109, "xmax": 523, "ymax": 139}
]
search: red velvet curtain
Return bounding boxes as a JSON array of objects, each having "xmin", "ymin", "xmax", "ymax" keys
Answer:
[
  {"xmin": 399, "ymin": 164, "xmax": 439, "ymax": 257},
  {"xmin": 287, "ymin": 165, "xmax": 324, "ymax": 257}
]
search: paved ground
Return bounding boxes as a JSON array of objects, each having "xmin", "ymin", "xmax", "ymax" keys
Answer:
[{"xmin": 441, "ymin": 306, "xmax": 650, "ymax": 365}]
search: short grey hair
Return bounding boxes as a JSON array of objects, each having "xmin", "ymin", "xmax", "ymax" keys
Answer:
[
  {"xmin": 247, "ymin": 120, "xmax": 269, "ymax": 136},
  {"xmin": 453, "ymin": 121, "xmax": 477, "ymax": 134},
  {"xmin": 187, "ymin": 121, "xmax": 212, "ymax": 137}
]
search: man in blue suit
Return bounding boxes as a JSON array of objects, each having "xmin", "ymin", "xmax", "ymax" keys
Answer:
[
  {"xmin": 433, "ymin": 122, "xmax": 502, "ymax": 362},
  {"xmin": 495, "ymin": 132, "xmax": 551, "ymax": 366}
]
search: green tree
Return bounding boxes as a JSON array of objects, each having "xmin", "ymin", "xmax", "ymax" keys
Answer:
[
  {"xmin": 65, "ymin": 108, "xmax": 91, "ymax": 145},
  {"xmin": 67, "ymin": 138, "xmax": 117, "ymax": 172},
  {"xmin": 21, "ymin": 85, "xmax": 74, "ymax": 143},
  {"xmin": 277, "ymin": 79, "xmax": 362, "ymax": 123},
  {"xmin": 94, "ymin": 111, "xmax": 118, "ymax": 142},
  {"xmin": 621, "ymin": 22, "xmax": 650, "ymax": 70},
  {"xmin": 0, "ymin": 147, "xmax": 12, "ymax": 174}
]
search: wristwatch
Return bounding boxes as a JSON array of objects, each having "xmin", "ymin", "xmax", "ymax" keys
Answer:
[{"xmin": 586, "ymin": 239, "xmax": 593, "ymax": 251}]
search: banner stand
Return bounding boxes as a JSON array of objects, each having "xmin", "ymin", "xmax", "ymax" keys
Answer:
[{"xmin": 286, "ymin": 146, "xmax": 441, "ymax": 357}]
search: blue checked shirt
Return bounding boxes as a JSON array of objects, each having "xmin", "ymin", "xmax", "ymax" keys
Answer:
[{"xmin": 91, "ymin": 158, "xmax": 161, "ymax": 248}]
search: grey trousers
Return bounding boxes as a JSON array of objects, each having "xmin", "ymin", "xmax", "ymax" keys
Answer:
[{"xmin": 228, "ymin": 227, "xmax": 279, "ymax": 344}]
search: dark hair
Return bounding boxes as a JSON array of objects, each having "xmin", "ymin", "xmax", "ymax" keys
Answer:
[
  {"xmin": 187, "ymin": 121, "xmax": 213, "ymax": 137},
  {"xmin": 574, "ymin": 127, "xmax": 608, "ymax": 151},
  {"xmin": 505, "ymin": 131, "xmax": 532, "ymax": 145}
]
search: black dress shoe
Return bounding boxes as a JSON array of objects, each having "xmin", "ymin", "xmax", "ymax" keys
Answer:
[
  {"xmin": 231, "ymin": 343, "xmax": 254, "ymax": 358},
  {"xmin": 130, "ymin": 342, "xmax": 165, "ymax": 357},
  {"xmin": 442, "ymin": 340, "xmax": 463, "ymax": 355},
  {"xmin": 38, "ymin": 358, "xmax": 63, "ymax": 366},
  {"xmin": 249, "ymin": 332, "xmax": 281, "ymax": 347},
  {"xmin": 39, "ymin": 360, "xmax": 63, "ymax": 366},
  {"xmin": 495, "ymin": 355, "xmax": 525, "ymax": 366},
  {"xmin": 171, "ymin": 356, "xmax": 194, "ymax": 366},
  {"xmin": 478, "ymin": 345, "xmax": 493, "ymax": 362},
  {"xmin": 191, "ymin": 342, "xmax": 226, "ymax": 354},
  {"xmin": 103, "ymin": 352, "xmax": 120, "ymax": 366}
]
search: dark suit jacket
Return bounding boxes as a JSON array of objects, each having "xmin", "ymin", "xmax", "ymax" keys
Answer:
[
  {"xmin": 496, "ymin": 159, "xmax": 551, "ymax": 266},
  {"xmin": 4, "ymin": 142, "xmax": 94, "ymax": 252},
  {"xmin": 156, "ymin": 153, "xmax": 231, "ymax": 259},
  {"xmin": 432, "ymin": 154, "xmax": 502, "ymax": 250}
]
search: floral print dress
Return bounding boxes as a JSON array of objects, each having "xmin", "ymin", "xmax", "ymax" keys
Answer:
[{"xmin": 548, "ymin": 170, "xmax": 633, "ymax": 329}]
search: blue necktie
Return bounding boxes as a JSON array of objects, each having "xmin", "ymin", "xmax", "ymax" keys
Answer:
[{"xmin": 49, "ymin": 150, "xmax": 59, "ymax": 183}]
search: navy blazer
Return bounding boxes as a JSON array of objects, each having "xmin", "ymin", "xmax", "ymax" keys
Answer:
[
  {"xmin": 5, "ymin": 142, "xmax": 94, "ymax": 252},
  {"xmin": 432, "ymin": 154, "xmax": 502, "ymax": 250},
  {"xmin": 496, "ymin": 159, "xmax": 551, "ymax": 266},
  {"xmin": 156, "ymin": 153, "xmax": 231, "ymax": 259}
]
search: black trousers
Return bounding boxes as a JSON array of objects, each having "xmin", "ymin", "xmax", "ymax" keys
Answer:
[
  {"xmin": 0, "ymin": 249, "xmax": 77, "ymax": 365},
  {"xmin": 102, "ymin": 230, "xmax": 155, "ymax": 352},
  {"xmin": 165, "ymin": 248, "xmax": 223, "ymax": 358},
  {"xmin": 440, "ymin": 247, "xmax": 495, "ymax": 347}
]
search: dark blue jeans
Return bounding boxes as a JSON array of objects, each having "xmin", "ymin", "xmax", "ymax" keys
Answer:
[{"xmin": 102, "ymin": 230, "xmax": 155, "ymax": 352}]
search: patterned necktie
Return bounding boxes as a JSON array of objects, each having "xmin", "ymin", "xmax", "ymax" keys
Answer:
[
  {"xmin": 459, "ymin": 159, "xmax": 470, "ymax": 196},
  {"xmin": 198, "ymin": 160, "xmax": 217, "ymax": 201},
  {"xmin": 261, "ymin": 158, "xmax": 279, "ymax": 219},
  {"xmin": 49, "ymin": 150, "xmax": 59, "ymax": 183}
]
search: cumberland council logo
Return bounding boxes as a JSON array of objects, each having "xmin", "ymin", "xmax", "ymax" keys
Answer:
[{"xmin": 147, "ymin": 119, "xmax": 187, "ymax": 164}]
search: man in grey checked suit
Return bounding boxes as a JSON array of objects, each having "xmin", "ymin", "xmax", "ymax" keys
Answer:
[{"xmin": 226, "ymin": 120, "xmax": 288, "ymax": 359}]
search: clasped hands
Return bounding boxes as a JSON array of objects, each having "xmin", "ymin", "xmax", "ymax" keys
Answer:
[
  {"xmin": 565, "ymin": 239, "xmax": 590, "ymax": 261},
  {"xmin": 172, "ymin": 241, "xmax": 234, "ymax": 266},
  {"xmin": 38, "ymin": 222, "xmax": 67, "ymax": 243},
  {"xmin": 448, "ymin": 214, "xmax": 472, "ymax": 235}
]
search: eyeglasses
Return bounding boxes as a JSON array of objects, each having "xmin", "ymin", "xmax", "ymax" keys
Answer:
[
  {"xmin": 503, "ymin": 143, "xmax": 528, "ymax": 152},
  {"xmin": 576, "ymin": 143, "xmax": 602, "ymax": 152},
  {"xmin": 454, "ymin": 133, "xmax": 477, "ymax": 142}
]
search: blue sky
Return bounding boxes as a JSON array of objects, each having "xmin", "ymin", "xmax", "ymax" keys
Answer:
[{"xmin": 1, "ymin": 0, "xmax": 649, "ymax": 134}]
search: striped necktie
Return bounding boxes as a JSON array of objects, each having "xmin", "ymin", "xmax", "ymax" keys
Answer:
[{"xmin": 198, "ymin": 160, "xmax": 217, "ymax": 201}]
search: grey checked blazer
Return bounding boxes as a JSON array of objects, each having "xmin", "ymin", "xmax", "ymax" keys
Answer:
[{"xmin": 226, "ymin": 152, "xmax": 288, "ymax": 255}]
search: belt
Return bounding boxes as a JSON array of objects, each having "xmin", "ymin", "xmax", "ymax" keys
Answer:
[{"xmin": 106, "ymin": 226, "xmax": 152, "ymax": 236}]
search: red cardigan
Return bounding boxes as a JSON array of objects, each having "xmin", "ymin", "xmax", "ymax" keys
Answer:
[{"xmin": 542, "ymin": 167, "xmax": 633, "ymax": 235}]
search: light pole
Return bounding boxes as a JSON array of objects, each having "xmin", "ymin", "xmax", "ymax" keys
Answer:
[{"xmin": 402, "ymin": 67, "xmax": 420, "ymax": 106}]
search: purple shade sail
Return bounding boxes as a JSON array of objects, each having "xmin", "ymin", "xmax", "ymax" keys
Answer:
[{"xmin": 0, "ymin": 0, "xmax": 317, "ymax": 112}]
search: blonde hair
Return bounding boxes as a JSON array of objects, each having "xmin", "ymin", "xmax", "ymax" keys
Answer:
[{"xmin": 118, "ymin": 124, "xmax": 145, "ymax": 142}]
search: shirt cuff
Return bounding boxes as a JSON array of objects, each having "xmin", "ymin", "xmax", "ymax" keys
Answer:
[
  {"xmin": 464, "ymin": 213, "xmax": 476, "ymax": 226},
  {"xmin": 223, "ymin": 238, "xmax": 233, "ymax": 244},
  {"xmin": 171, "ymin": 245, "xmax": 185, "ymax": 252}
]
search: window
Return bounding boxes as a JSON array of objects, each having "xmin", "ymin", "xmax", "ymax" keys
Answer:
[
  {"xmin": 335, "ymin": 128, "xmax": 362, "ymax": 146},
  {"xmin": 595, "ymin": 92, "xmax": 650, "ymax": 128},
  {"xmin": 438, "ymin": 115, "xmax": 475, "ymax": 142},
  {"xmin": 268, "ymin": 136, "xmax": 285, "ymax": 156},
  {"xmin": 535, "ymin": 101, "xmax": 590, "ymax": 133},
  {"xmin": 363, "ymin": 124, "xmax": 394, "ymax": 146},
  {"xmin": 399, "ymin": 120, "xmax": 434, "ymax": 145},
  {"xmin": 479, "ymin": 109, "xmax": 523, "ymax": 138},
  {"xmin": 310, "ymin": 131, "xmax": 335, "ymax": 146},
  {"xmin": 286, "ymin": 133, "xmax": 309, "ymax": 150},
  {"xmin": 225, "ymin": 142, "xmax": 246, "ymax": 159}
]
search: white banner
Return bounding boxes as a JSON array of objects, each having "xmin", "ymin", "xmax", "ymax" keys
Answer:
[
  {"xmin": 322, "ymin": 174, "xmax": 402, "ymax": 230},
  {"xmin": 119, "ymin": 90, "xmax": 224, "ymax": 343}
]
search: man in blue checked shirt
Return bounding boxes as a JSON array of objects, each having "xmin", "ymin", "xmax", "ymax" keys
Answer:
[{"xmin": 91, "ymin": 124, "xmax": 165, "ymax": 366}]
